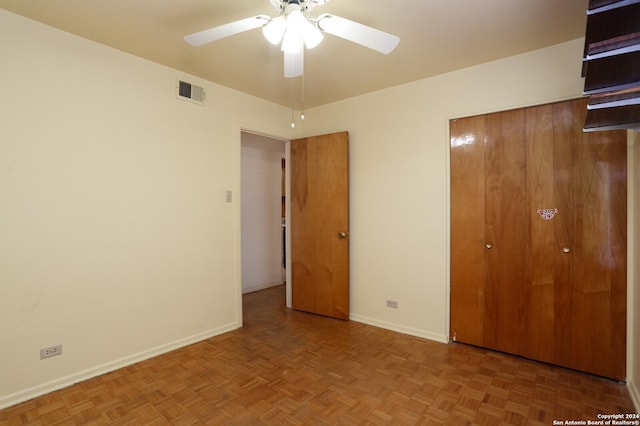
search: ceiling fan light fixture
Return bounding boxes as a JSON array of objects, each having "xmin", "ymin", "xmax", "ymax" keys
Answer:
[
  {"xmin": 302, "ymin": 21, "xmax": 323, "ymax": 49},
  {"xmin": 279, "ymin": 7, "xmax": 322, "ymax": 52},
  {"xmin": 281, "ymin": 29, "xmax": 302, "ymax": 53},
  {"xmin": 263, "ymin": 16, "xmax": 286, "ymax": 44},
  {"xmin": 280, "ymin": 7, "xmax": 306, "ymax": 53},
  {"xmin": 285, "ymin": 8, "xmax": 306, "ymax": 36}
]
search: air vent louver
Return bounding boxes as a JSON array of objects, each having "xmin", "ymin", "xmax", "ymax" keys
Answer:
[{"xmin": 177, "ymin": 79, "xmax": 206, "ymax": 104}]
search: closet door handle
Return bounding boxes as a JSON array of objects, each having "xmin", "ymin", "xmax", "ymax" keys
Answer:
[
  {"xmin": 563, "ymin": 247, "xmax": 571, "ymax": 253},
  {"xmin": 485, "ymin": 243, "xmax": 493, "ymax": 249}
]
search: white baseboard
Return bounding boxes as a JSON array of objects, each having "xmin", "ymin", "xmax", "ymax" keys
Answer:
[
  {"xmin": 0, "ymin": 322, "xmax": 240, "ymax": 411},
  {"xmin": 629, "ymin": 380, "xmax": 640, "ymax": 413},
  {"xmin": 349, "ymin": 314, "xmax": 449, "ymax": 344}
]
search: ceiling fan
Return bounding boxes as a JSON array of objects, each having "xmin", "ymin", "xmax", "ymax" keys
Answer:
[{"xmin": 184, "ymin": 0, "xmax": 400, "ymax": 78}]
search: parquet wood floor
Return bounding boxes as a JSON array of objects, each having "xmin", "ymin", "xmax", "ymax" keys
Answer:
[{"xmin": 0, "ymin": 285, "xmax": 636, "ymax": 425}]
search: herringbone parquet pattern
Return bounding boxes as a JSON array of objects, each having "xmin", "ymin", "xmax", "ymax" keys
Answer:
[{"xmin": 0, "ymin": 285, "xmax": 636, "ymax": 425}]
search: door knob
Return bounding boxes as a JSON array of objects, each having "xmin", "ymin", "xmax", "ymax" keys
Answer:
[
  {"xmin": 563, "ymin": 247, "xmax": 571, "ymax": 253},
  {"xmin": 337, "ymin": 232, "xmax": 349, "ymax": 239},
  {"xmin": 485, "ymin": 243, "xmax": 493, "ymax": 249}
]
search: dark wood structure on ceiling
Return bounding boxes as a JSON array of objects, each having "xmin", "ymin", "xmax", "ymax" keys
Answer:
[{"xmin": 582, "ymin": 0, "xmax": 640, "ymax": 131}]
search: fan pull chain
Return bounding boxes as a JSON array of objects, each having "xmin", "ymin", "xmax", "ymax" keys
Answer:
[
  {"xmin": 300, "ymin": 74, "xmax": 305, "ymax": 121},
  {"xmin": 290, "ymin": 77, "xmax": 296, "ymax": 128}
]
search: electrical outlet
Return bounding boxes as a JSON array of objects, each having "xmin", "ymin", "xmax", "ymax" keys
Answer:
[
  {"xmin": 386, "ymin": 299, "xmax": 398, "ymax": 309},
  {"xmin": 40, "ymin": 344, "xmax": 62, "ymax": 360}
]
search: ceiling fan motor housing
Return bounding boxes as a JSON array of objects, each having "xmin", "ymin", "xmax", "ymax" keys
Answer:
[{"xmin": 271, "ymin": 0, "xmax": 330, "ymax": 12}]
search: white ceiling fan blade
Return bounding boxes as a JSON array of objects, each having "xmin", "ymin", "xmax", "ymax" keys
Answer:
[
  {"xmin": 317, "ymin": 14, "xmax": 399, "ymax": 54},
  {"xmin": 284, "ymin": 49, "xmax": 303, "ymax": 78},
  {"xmin": 269, "ymin": 0, "xmax": 283, "ymax": 10},
  {"xmin": 184, "ymin": 15, "xmax": 269, "ymax": 46}
]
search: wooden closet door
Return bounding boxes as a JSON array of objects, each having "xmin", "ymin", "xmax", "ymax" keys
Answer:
[
  {"xmin": 523, "ymin": 102, "xmax": 573, "ymax": 364},
  {"xmin": 524, "ymin": 98, "xmax": 627, "ymax": 379},
  {"xmin": 483, "ymin": 110, "xmax": 527, "ymax": 354},
  {"xmin": 450, "ymin": 115, "xmax": 487, "ymax": 347},
  {"xmin": 450, "ymin": 109, "xmax": 527, "ymax": 354},
  {"xmin": 451, "ymin": 98, "xmax": 627, "ymax": 380},
  {"xmin": 564, "ymin": 99, "xmax": 627, "ymax": 380}
]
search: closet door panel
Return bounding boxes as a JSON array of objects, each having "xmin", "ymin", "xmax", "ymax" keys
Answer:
[
  {"xmin": 450, "ymin": 116, "xmax": 487, "ymax": 346},
  {"xmin": 483, "ymin": 110, "xmax": 527, "ymax": 355},
  {"xmin": 569, "ymin": 99, "xmax": 627, "ymax": 380},
  {"xmin": 548, "ymin": 101, "xmax": 577, "ymax": 366},
  {"xmin": 524, "ymin": 103, "xmax": 572, "ymax": 364}
]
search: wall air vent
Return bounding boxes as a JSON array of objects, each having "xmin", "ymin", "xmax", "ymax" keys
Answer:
[{"xmin": 177, "ymin": 79, "xmax": 206, "ymax": 104}]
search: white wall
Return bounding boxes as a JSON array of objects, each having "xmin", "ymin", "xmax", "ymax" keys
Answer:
[
  {"xmin": 241, "ymin": 134, "xmax": 285, "ymax": 293},
  {"xmin": 0, "ymin": 9, "xmax": 296, "ymax": 409}
]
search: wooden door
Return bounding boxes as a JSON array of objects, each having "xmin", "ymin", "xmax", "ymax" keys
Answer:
[
  {"xmin": 450, "ymin": 98, "xmax": 627, "ymax": 380},
  {"xmin": 290, "ymin": 131, "xmax": 349, "ymax": 320},
  {"xmin": 524, "ymin": 98, "xmax": 627, "ymax": 379},
  {"xmin": 450, "ymin": 110, "xmax": 527, "ymax": 355},
  {"xmin": 522, "ymin": 101, "xmax": 573, "ymax": 365},
  {"xmin": 560, "ymin": 99, "xmax": 627, "ymax": 380},
  {"xmin": 450, "ymin": 115, "xmax": 487, "ymax": 347},
  {"xmin": 483, "ymin": 110, "xmax": 527, "ymax": 355}
]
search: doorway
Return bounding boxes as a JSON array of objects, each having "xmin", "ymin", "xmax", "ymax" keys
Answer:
[
  {"xmin": 240, "ymin": 131, "xmax": 289, "ymax": 298},
  {"xmin": 238, "ymin": 130, "xmax": 350, "ymax": 322}
]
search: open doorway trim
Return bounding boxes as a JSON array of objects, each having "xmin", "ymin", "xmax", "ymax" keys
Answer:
[{"xmin": 234, "ymin": 124, "xmax": 294, "ymax": 328}]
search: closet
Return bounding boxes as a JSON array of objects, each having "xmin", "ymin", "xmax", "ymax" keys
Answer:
[{"xmin": 449, "ymin": 98, "xmax": 627, "ymax": 380}]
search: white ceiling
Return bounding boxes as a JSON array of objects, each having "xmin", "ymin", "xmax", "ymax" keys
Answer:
[{"xmin": 0, "ymin": 0, "xmax": 588, "ymax": 109}]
